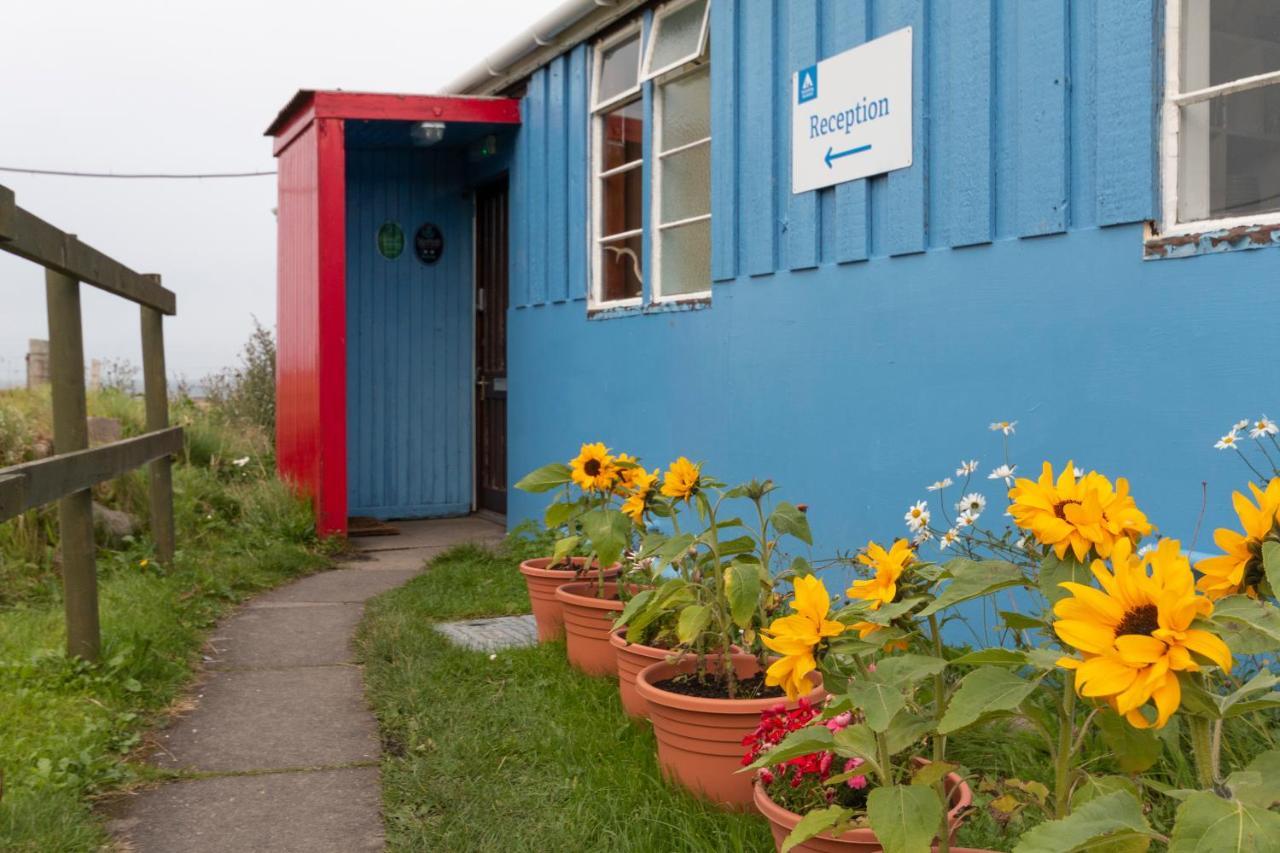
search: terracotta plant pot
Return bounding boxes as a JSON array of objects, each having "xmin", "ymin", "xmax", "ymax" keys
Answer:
[
  {"xmin": 753, "ymin": 765, "xmax": 975, "ymax": 853},
  {"xmin": 635, "ymin": 653, "xmax": 826, "ymax": 808},
  {"xmin": 555, "ymin": 580, "xmax": 628, "ymax": 675},
  {"xmin": 609, "ymin": 628, "xmax": 673, "ymax": 718},
  {"xmin": 518, "ymin": 557, "xmax": 618, "ymax": 642}
]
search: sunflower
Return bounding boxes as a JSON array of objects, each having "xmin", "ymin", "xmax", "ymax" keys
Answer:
[
  {"xmin": 661, "ymin": 456, "xmax": 701, "ymax": 501},
  {"xmin": 570, "ymin": 442, "xmax": 618, "ymax": 492},
  {"xmin": 620, "ymin": 468, "xmax": 660, "ymax": 525},
  {"xmin": 1054, "ymin": 538, "xmax": 1232, "ymax": 729},
  {"xmin": 1008, "ymin": 461, "xmax": 1152, "ymax": 563},
  {"xmin": 614, "ymin": 453, "xmax": 641, "ymax": 490},
  {"xmin": 762, "ymin": 575, "xmax": 845, "ymax": 700},
  {"xmin": 847, "ymin": 539, "xmax": 915, "ymax": 609},
  {"xmin": 1195, "ymin": 478, "xmax": 1280, "ymax": 600}
]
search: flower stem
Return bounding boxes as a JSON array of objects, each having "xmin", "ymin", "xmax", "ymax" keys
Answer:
[
  {"xmin": 1053, "ymin": 670, "xmax": 1076, "ymax": 819},
  {"xmin": 928, "ymin": 615, "xmax": 950, "ymax": 853},
  {"xmin": 1189, "ymin": 716, "xmax": 1218, "ymax": 788}
]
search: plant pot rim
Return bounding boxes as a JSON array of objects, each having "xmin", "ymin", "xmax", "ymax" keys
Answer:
[
  {"xmin": 635, "ymin": 653, "xmax": 824, "ymax": 711},
  {"xmin": 555, "ymin": 580, "xmax": 627, "ymax": 610},
  {"xmin": 609, "ymin": 627, "xmax": 676, "ymax": 655},
  {"xmin": 518, "ymin": 557, "xmax": 619, "ymax": 579},
  {"xmin": 752, "ymin": 766, "xmax": 973, "ymax": 842}
]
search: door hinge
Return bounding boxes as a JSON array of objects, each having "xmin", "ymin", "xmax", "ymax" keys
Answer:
[{"xmin": 476, "ymin": 287, "xmax": 485, "ymax": 311}]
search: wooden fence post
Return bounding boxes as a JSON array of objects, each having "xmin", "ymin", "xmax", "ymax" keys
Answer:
[
  {"xmin": 140, "ymin": 286, "xmax": 175, "ymax": 566},
  {"xmin": 45, "ymin": 267, "xmax": 100, "ymax": 661}
]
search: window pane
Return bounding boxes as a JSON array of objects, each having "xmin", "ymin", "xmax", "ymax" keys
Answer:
[
  {"xmin": 1182, "ymin": 0, "xmax": 1280, "ymax": 89},
  {"xmin": 649, "ymin": 0, "xmax": 708, "ymax": 73},
  {"xmin": 659, "ymin": 219, "xmax": 710, "ymax": 296},
  {"xmin": 1178, "ymin": 83, "xmax": 1280, "ymax": 220},
  {"xmin": 600, "ymin": 234, "xmax": 643, "ymax": 301},
  {"xmin": 602, "ymin": 101, "xmax": 644, "ymax": 171},
  {"xmin": 597, "ymin": 33, "xmax": 640, "ymax": 104},
  {"xmin": 601, "ymin": 166, "xmax": 643, "ymax": 238},
  {"xmin": 659, "ymin": 66, "xmax": 711, "ymax": 151},
  {"xmin": 660, "ymin": 143, "xmax": 710, "ymax": 222}
]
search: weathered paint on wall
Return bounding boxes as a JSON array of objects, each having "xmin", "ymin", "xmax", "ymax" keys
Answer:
[
  {"xmin": 505, "ymin": 0, "xmax": 1278, "ymax": 591},
  {"xmin": 345, "ymin": 146, "xmax": 474, "ymax": 519},
  {"xmin": 275, "ymin": 119, "xmax": 347, "ymax": 536}
]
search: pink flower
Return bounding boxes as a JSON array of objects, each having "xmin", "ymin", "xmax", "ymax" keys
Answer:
[
  {"xmin": 818, "ymin": 752, "xmax": 833, "ymax": 776},
  {"xmin": 848, "ymin": 775, "xmax": 868, "ymax": 790},
  {"xmin": 824, "ymin": 711, "xmax": 853, "ymax": 732}
]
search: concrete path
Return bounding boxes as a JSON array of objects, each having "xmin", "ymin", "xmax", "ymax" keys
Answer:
[{"xmin": 107, "ymin": 516, "xmax": 504, "ymax": 853}]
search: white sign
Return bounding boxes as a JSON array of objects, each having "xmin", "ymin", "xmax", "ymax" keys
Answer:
[{"xmin": 791, "ymin": 27, "xmax": 913, "ymax": 194}]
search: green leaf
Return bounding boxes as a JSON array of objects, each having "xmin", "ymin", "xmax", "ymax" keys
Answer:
[
  {"xmin": 637, "ymin": 531, "xmax": 670, "ymax": 560},
  {"xmin": 950, "ymin": 648, "xmax": 1029, "ymax": 667},
  {"xmin": 715, "ymin": 535, "xmax": 758, "ymax": 559},
  {"xmin": 544, "ymin": 500, "xmax": 574, "ymax": 529},
  {"xmin": 866, "ymin": 784, "xmax": 944, "ymax": 853},
  {"xmin": 552, "ymin": 535, "xmax": 580, "ymax": 564},
  {"xmin": 911, "ymin": 761, "xmax": 957, "ymax": 787},
  {"xmin": 612, "ymin": 588, "xmax": 654, "ymax": 630},
  {"xmin": 1207, "ymin": 595, "xmax": 1280, "ymax": 655},
  {"xmin": 770, "ymin": 501, "xmax": 813, "ymax": 545},
  {"xmin": 871, "ymin": 654, "xmax": 947, "ymax": 685},
  {"xmin": 725, "ymin": 561, "xmax": 761, "ymax": 628},
  {"xmin": 1070, "ymin": 775, "xmax": 1140, "ymax": 810},
  {"xmin": 655, "ymin": 532, "xmax": 696, "ymax": 565},
  {"xmin": 846, "ymin": 596, "xmax": 927, "ymax": 626},
  {"xmin": 1216, "ymin": 670, "xmax": 1280, "ymax": 717},
  {"xmin": 1264, "ymin": 540, "xmax": 1280, "ymax": 598},
  {"xmin": 579, "ymin": 508, "xmax": 631, "ymax": 568},
  {"xmin": 918, "ymin": 559, "xmax": 1026, "ymax": 617},
  {"xmin": 780, "ymin": 806, "xmax": 854, "ymax": 853},
  {"xmin": 1013, "ymin": 791, "xmax": 1154, "ymax": 853},
  {"xmin": 883, "ymin": 711, "xmax": 932, "ymax": 756},
  {"xmin": 515, "ymin": 462, "xmax": 572, "ymax": 492},
  {"xmin": 847, "ymin": 680, "xmax": 906, "ymax": 732},
  {"xmin": 1225, "ymin": 750, "xmax": 1280, "ymax": 808},
  {"xmin": 626, "ymin": 580, "xmax": 690, "ymax": 636},
  {"xmin": 1038, "ymin": 552, "xmax": 1090, "ymax": 606},
  {"xmin": 1168, "ymin": 791, "xmax": 1280, "ymax": 853},
  {"xmin": 1095, "ymin": 709, "xmax": 1163, "ymax": 774},
  {"xmin": 744, "ymin": 725, "xmax": 835, "ymax": 770},
  {"xmin": 831, "ymin": 723, "xmax": 880, "ymax": 767},
  {"xmin": 676, "ymin": 604, "xmax": 711, "ymax": 645},
  {"xmin": 937, "ymin": 667, "xmax": 1040, "ymax": 734},
  {"xmin": 1002, "ymin": 610, "xmax": 1050, "ymax": 631}
]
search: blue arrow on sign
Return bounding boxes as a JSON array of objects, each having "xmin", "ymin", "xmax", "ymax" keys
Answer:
[{"xmin": 824, "ymin": 143, "xmax": 872, "ymax": 168}]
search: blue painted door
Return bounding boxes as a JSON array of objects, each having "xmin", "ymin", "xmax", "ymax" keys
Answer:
[{"xmin": 345, "ymin": 146, "xmax": 473, "ymax": 519}]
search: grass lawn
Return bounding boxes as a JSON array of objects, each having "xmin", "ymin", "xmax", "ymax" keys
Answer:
[{"xmin": 359, "ymin": 541, "xmax": 1025, "ymax": 852}]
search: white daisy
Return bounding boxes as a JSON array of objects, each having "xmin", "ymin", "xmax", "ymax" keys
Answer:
[
  {"xmin": 1215, "ymin": 431, "xmax": 1240, "ymax": 450},
  {"xmin": 939, "ymin": 528, "xmax": 960, "ymax": 550},
  {"xmin": 912, "ymin": 527, "xmax": 935, "ymax": 545},
  {"xmin": 955, "ymin": 512, "xmax": 975, "ymax": 528},
  {"xmin": 904, "ymin": 500, "xmax": 931, "ymax": 532},
  {"xmin": 988, "ymin": 464, "xmax": 1017, "ymax": 486},
  {"xmin": 927, "ymin": 477, "xmax": 953, "ymax": 492},
  {"xmin": 955, "ymin": 492, "xmax": 987, "ymax": 517},
  {"xmin": 989, "ymin": 420, "xmax": 1017, "ymax": 435},
  {"xmin": 1014, "ymin": 536, "xmax": 1028, "ymax": 550},
  {"xmin": 1250, "ymin": 416, "xmax": 1278, "ymax": 439},
  {"xmin": 1234, "ymin": 419, "xmax": 1250, "ymax": 432},
  {"xmin": 955, "ymin": 459, "xmax": 980, "ymax": 477}
]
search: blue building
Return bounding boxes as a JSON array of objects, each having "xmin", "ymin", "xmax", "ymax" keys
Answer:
[{"xmin": 270, "ymin": 0, "xmax": 1280, "ymax": 565}]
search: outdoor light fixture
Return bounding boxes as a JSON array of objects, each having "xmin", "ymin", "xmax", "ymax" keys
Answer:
[{"xmin": 409, "ymin": 121, "xmax": 446, "ymax": 147}]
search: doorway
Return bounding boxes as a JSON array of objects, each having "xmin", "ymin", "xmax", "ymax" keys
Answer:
[{"xmin": 474, "ymin": 178, "xmax": 508, "ymax": 514}]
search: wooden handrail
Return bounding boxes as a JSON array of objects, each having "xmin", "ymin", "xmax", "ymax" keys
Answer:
[
  {"xmin": 0, "ymin": 184, "xmax": 176, "ymax": 314},
  {"xmin": 0, "ymin": 427, "xmax": 184, "ymax": 522}
]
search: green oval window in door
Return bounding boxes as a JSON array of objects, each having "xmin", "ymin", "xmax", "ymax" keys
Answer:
[{"xmin": 376, "ymin": 221, "xmax": 405, "ymax": 260}]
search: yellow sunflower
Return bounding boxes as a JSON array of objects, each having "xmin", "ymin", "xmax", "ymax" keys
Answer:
[
  {"xmin": 614, "ymin": 453, "xmax": 641, "ymax": 490},
  {"xmin": 1008, "ymin": 461, "xmax": 1152, "ymax": 562},
  {"xmin": 762, "ymin": 574, "xmax": 845, "ymax": 700},
  {"xmin": 570, "ymin": 442, "xmax": 618, "ymax": 492},
  {"xmin": 620, "ymin": 468, "xmax": 660, "ymax": 525},
  {"xmin": 1195, "ymin": 478, "xmax": 1280, "ymax": 600},
  {"xmin": 661, "ymin": 456, "xmax": 701, "ymax": 501},
  {"xmin": 1054, "ymin": 538, "xmax": 1232, "ymax": 729},
  {"xmin": 847, "ymin": 539, "xmax": 915, "ymax": 609}
]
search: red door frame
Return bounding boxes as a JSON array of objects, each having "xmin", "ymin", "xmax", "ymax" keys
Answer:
[{"xmin": 267, "ymin": 90, "xmax": 520, "ymax": 536}]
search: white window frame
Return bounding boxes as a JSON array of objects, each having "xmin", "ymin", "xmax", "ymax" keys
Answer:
[
  {"xmin": 590, "ymin": 22, "xmax": 646, "ymax": 308},
  {"xmin": 641, "ymin": 0, "xmax": 711, "ymax": 82},
  {"xmin": 1160, "ymin": 0, "xmax": 1280, "ymax": 236},
  {"xmin": 651, "ymin": 59, "xmax": 712, "ymax": 303}
]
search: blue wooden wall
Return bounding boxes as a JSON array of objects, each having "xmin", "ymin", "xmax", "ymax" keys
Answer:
[
  {"xmin": 345, "ymin": 146, "xmax": 473, "ymax": 519},
  {"xmin": 503, "ymin": 2, "xmax": 1280, "ymax": 622}
]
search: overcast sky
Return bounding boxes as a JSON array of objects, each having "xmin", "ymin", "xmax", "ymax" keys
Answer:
[{"xmin": 0, "ymin": 0, "xmax": 558, "ymax": 387}]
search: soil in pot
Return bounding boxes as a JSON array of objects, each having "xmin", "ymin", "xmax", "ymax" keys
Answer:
[
  {"xmin": 635, "ymin": 653, "xmax": 825, "ymax": 808},
  {"xmin": 753, "ymin": 764, "xmax": 975, "ymax": 853},
  {"xmin": 555, "ymin": 581, "xmax": 628, "ymax": 676},
  {"xmin": 518, "ymin": 557, "xmax": 618, "ymax": 643},
  {"xmin": 653, "ymin": 671, "xmax": 785, "ymax": 701}
]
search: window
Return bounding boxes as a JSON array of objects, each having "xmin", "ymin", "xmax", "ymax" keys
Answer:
[
  {"xmin": 590, "ymin": 0, "xmax": 711, "ymax": 310},
  {"xmin": 1162, "ymin": 0, "xmax": 1280, "ymax": 234}
]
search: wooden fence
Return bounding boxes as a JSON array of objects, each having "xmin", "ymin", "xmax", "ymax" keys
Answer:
[{"xmin": 0, "ymin": 182, "xmax": 180, "ymax": 662}]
